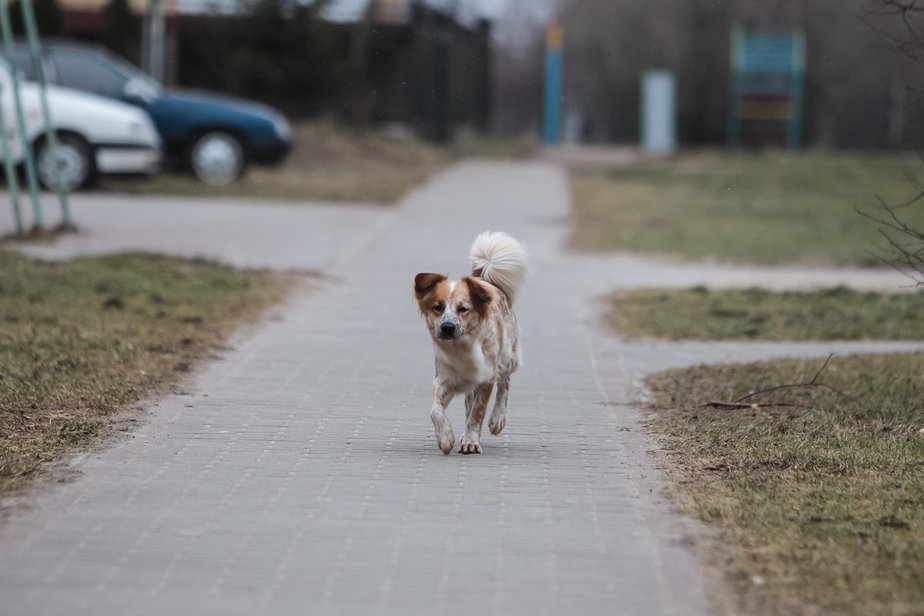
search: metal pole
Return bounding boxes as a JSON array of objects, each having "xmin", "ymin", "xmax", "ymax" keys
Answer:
[
  {"xmin": 0, "ymin": 0, "xmax": 43, "ymax": 231},
  {"xmin": 543, "ymin": 19, "xmax": 563, "ymax": 145},
  {"xmin": 0, "ymin": 99, "xmax": 23, "ymax": 237},
  {"xmin": 726, "ymin": 27, "xmax": 743, "ymax": 149},
  {"xmin": 20, "ymin": 0, "xmax": 72, "ymax": 228},
  {"xmin": 787, "ymin": 30, "xmax": 806, "ymax": 152},
  {"xmin": 145, "ymin": 0, "xmax": 164, "ymax": 83}
]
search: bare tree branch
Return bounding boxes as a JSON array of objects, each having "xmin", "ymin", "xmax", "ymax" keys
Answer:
[
  {"xmin": 862, "ymin": 0, "xmax": 924, "ymax": 60},
  {"xmin": 699, "ymin": 355, "xmax": 859, "ymax": 411},
  {"xmin": 857, "ymin": 187, "xmax": 924, "ymax": 286}
]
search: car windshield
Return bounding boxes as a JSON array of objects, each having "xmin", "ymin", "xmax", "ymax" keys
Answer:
[
  {"xmin": 101, "ymin": 50, "xmax": 163, "ymax": 95},
  {"xmin": 11, "ymin": 44, "xmax": 162, "ymax": 100},
  {"xmin": 91, "ymin": 49, "xmax": 163, "ymax": 101},
  {"xmin": 47, "ymin": 46, "xmax": 161, "ymax": 101}
]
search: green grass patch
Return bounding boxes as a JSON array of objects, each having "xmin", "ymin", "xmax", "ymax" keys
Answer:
[
  {"xmin": 607, "ymin": 286, "xmax": 924, "ymax": 340},
  {"xmin": 645, "ymin": 353, "xmax": 924, "ymax": 615},
  {"xmin": 0, "ymin": 252, "xmax": 289, "ymax": 499},
  {"xmin": 571, "ymin": 151, "xmax": 924, "ymax": 264}
]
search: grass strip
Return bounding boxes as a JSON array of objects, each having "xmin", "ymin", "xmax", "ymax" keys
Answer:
[
  {"xmin": 0, "ymin": 252, "xmax": 289, "ymax": 499},
  {"xmin": 101, "ymin": 121, "xmax": 451, "ymax": 203},
  {"xmin": 100, "ymin": 121, "xmax": 534, "ymax": 203},
  {"xmin": 645, "ymin": 353, "xmax": 924, "ymax": 616},
  {"xmin": 607, "ymin": 286, "xmax": 924, "ymax": 340},
  {"xmin": 571, "ymin": 151, "xmax": 924, "ymax": 265}
]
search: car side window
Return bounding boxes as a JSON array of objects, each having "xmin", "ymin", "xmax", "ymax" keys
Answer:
[
  {"xmin": 12, "ymin": 48, "xmax": 36, "ymax": 80},
  {"xmin": 51, "ymin": 51, "xmax": 127, "ymax": 99}
]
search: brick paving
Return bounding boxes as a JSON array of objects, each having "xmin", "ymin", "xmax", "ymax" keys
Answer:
[{"xmin": 1, "ymin": 162, "xmax": 919, "ymax": 615}]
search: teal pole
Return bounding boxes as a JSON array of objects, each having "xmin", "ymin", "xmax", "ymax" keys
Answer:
[
  {"xmin": 0, "ymin": 0, "xmax": 43, "ymax": 231},
  {"xmin": 544, "ymin": 49, "xmax": 562, "ymax": 145},
  {"xmin": 20, "ymin": 0, "xmax": 72, "ymax": 228},
  {"xmin": 726, "ymin": 27, "xmax": 743, "ymax": 149},
  {"xmin": 543, "ymin": 21, "xmax": 563, "ymax": 145},
  {"xmin": 0, "ymin": 100, "xmax": 23, "ymax": 237},
  {"xmin": 787, "ymin": 30, "xmax": 806, "ymax": 152}
]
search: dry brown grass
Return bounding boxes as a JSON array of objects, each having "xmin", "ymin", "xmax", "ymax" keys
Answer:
[
  {"xmin": 606, "ymin": 286, "xmax": 924, "ymax": 340},
  {"xmin": 99, "ymin": 121, "xmax": 535, "ymax": 203},
  {"xmin": 571, "ymin": 151, "xmax": 924, "ymax": 265},
  {"xmin": 0, "ymin": 252, "xmax": 293, "ymax": 500},
  {"xmin": 646, "ymin": 353, "xmax": 924, "ymax": 615}
]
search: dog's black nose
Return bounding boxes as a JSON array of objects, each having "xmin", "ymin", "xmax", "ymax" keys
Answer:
[{"xmin": 439, "ymin": 322, "xmax": 457, "ymax": 338}]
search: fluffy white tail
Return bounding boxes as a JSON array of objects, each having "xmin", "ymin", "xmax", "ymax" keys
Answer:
[{"xmin": 469, "ymin": 231, "xmax": 529, "ymax": 303}]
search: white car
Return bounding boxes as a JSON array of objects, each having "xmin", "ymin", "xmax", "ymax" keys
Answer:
[{"xmin": 0, "ymin": 58, "xmax": 161, "ymax": 191}]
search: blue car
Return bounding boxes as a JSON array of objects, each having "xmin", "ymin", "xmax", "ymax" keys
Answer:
[{"xmin": 16, "ymin": 39, "xmax": 292, "ymax": 185}]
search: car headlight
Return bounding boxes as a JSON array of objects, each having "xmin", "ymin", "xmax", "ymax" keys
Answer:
[{"xmin": 128, "ymin": 118, "xmax": 161, "ymax": 147}]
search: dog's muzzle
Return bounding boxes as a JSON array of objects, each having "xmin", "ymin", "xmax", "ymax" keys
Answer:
[{"xmin": 437, "ymin": 321, "xmax": 461, "ymax": 340}]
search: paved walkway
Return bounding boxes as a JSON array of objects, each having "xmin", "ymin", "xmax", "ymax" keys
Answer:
[{"xmin": 1, "ymin": 162, "xmax": 921, "ymax": 616}]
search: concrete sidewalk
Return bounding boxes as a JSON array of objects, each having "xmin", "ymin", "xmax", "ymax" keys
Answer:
[{"xmin": 1, "ymin": 162, "xmax": 918, "ymax": 615}]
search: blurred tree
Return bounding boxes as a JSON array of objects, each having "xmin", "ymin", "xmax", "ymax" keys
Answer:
[
  {"xmin": 491, "ymin": 0, "xmax": 545, "ymax": 134},
  {"xmin": 859, "ymin": 187, "xmax": 924, "ymax": 286},
  {"xmin": 862, "ymin": 0, "xmax": 924, "ymax": 60},
  {"xmin": 859, "ymin": 0, "xmax": 924, "ymax": 285},
  {"xmin": 9, "ymin": 0, "xmax": 63, "ymax": 36},
  {"xmin": 102, "ymin": 0, "xmax": 142, "ymax": 64}
]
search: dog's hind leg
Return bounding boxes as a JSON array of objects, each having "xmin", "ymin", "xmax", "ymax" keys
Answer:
[
  {"xmin": 460, "ymin": 382, "xmax": 493, "ymax": 454},
  {"xmin": 430, "ymin": 385, "xmax": 455, "ymax": 455},
  {"xmin": 488, "ymin": 374, "xmax": 509, "ymax": 436}
]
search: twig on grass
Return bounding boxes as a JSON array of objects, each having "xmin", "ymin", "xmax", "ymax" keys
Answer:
[
  {"xmin": 703, "ymin": 400, "xmax": 812, "ymax": 410},
  {"xmin": 700, "ymin": 354, "xmax": 859, "ymax": 410}
]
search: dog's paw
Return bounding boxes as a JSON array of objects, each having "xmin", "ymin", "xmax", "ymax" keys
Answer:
[
  {"xmin": 488, "ymin": 413, "xmax": 506, "ymax": 435},
  {"xmin": 458, "ymin": 440, "xmax": 482, "ymax": 454},
  {"xmin": 436, "ymin": 428, "xmax": 455, "ymax": 455}
]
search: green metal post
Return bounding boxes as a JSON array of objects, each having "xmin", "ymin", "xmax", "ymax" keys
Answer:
[
  {"xmin": 0, "ymin": 99, "xmax": 23, "ymax": 237},
  {"xmin": 787, "ymin": 30, "xmax": 806, "ymax": 152},
  {"xmin": 20, "ymin": 0, "xmax": 72, "ymax": 227},
  {"xmin": 0, "ymin": 0, "xmax": 43, "ymax": 231},
  {"xmin": 726, "ymin": 27, "xmax": 743, "ymax": 149}
]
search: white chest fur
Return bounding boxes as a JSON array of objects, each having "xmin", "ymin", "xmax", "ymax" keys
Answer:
[{"xmin": 433, "ymin": 339, "xmax": 495, "ymax": 393}]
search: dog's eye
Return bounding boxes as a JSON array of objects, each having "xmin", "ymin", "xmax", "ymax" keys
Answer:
[
  {"xmin": 457, "ymin": 305, "xmax": 469, "ymax": 313},
  {"xmin": 433, "ymin": 303, "xmax": 444, "ymax": 314}
]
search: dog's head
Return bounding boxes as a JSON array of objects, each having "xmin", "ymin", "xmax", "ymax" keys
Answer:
[{"xmin": 414, "ymin": 273, "xmax": 493, "ymax": 342}]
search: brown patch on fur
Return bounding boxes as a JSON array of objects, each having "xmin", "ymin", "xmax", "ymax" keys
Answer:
[
  {"xmin": 414, "ymin": 273, "xmax": 446, "ymax": 298},
  {"xmin": 414, "ymin": 273, "xmax": 449, "ymax": 316},
  {"xmin": 463, "ymin": 276, "xmax": 492, "ymax": 318},
  {"xmin": 414, "ymin": 274, "xmax": 446, "ymax": 301}
]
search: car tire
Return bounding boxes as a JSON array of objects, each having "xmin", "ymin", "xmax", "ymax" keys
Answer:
[
  {"xmin": 34, "ymin": 133, "xmax": 97, "ymax": 192},
  {"xmin": 188, "ymin": 131, "xmax": 246, "ymax": 185}
]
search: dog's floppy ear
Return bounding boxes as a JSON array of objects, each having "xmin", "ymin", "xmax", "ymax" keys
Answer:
[
  {"xmin": 414, "ymin": 273, "xmax": 446, "ymax": 301},
  {"xmin": 463, "ymin": 276, "xmax": 492, "ymax": 316}
]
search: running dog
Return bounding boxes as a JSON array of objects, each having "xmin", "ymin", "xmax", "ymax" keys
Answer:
[{"xmin": 413, "ymin": 231, "xmax": 529, "ymax": 454}]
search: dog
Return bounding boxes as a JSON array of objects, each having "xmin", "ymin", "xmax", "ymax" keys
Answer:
[{"xmin": 413, "ymin": 231, "xmax": 528, "ymax": 454}]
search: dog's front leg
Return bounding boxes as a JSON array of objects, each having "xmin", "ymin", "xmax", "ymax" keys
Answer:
[
  {"xmin": 488, "ymin": 374, "xmax": 509, "ymax": 435},
  {"xmin": 430, "ymin": 384, "xmax": 455, "ymax": 455},
  {"xmin": 460, "ymin": 382, "xmax": 493, "ymax": 454}
]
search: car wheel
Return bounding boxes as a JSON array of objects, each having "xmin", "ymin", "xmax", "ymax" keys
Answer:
[
  {"xmin": 35, "ymin": 133, "xmax": 96, "ymax": 192},
  {"xmin": 189, "ymin": 131, "xmax": 245, "ymax": 185}
]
